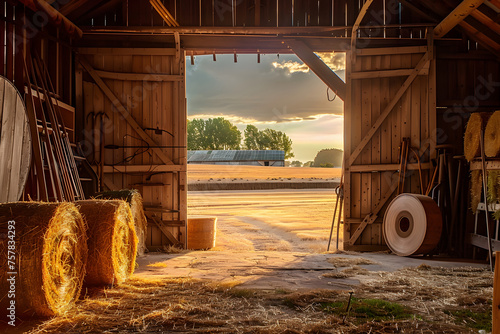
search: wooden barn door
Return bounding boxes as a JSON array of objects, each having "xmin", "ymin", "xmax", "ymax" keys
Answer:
[
  {"xmin": 78, "ymin": 48, "xmax": 187, "ymax": 250},
  {"xmin": 343, "ymin": 43, "xmax": 436, "ymax": 251}
]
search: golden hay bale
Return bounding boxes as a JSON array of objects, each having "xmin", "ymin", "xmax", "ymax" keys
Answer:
[
  {"xmin": 485, "ymin": 110, "xmax": 500, "ymax": 157},
  {"xmin": 464, "ymin": 112, "xmax": 491, "ymax": 162},
  {"xmin": 95, "ymin": 190, "xmax": 147, "ymax": 256},
  {"xmin": 487, "ymin": 170, "xmax": 500, "ymax": 204},
  {"xmin": 470, "ymin": 170, "xmax": 483, "ymax": 213},
  {"xmin": 76, "ymin": 200, "xmax": 137, "ymax": 286},
  {"xmin": 0, "ymin": 202, "xmax": 87, "ymax": 317}
]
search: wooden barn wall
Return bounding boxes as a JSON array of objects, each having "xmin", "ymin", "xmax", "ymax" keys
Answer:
[
  {"xmin": 79, "ymin": 48, "xmax": 187, "ymax": 248},
  {"xmin": 0, "ymin": 2, "xmax": 73, "ymax": 105},
  {"xmin": 434, "ymin": 54, "xmax": 500, "ymax": 154},
  {"xmin": 83, "ymin": 0, "xmax": 426, "ymax": 34},
  {"xmin": 343, "ymin": 46, "xmax": 436, "ymax": 251}
]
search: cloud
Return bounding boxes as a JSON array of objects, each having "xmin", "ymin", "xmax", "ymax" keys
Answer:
[
  {"xmin": 272, "ymin": 60, "xmax": 310, "ymax": 73},
  {"xmin": 316, "ymin": 52, "xmax": 346, "ymax": 71},
  {"xmin": 186, "ymin": 54, "xmax": 344, "ymax": 124},
  {"xmin": 271, "ymin": 52, "xmax": 345, "ymax": 75}
]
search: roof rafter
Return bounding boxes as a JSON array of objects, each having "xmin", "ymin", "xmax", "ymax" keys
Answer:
[{"xmin": 434, "ymin": 0, "xmax": 485, "ymax": 37}]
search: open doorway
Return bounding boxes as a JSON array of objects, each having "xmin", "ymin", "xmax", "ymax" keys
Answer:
[{"xmin": 185, "ymin": 52, "xmax": 345, "ymax": 253}]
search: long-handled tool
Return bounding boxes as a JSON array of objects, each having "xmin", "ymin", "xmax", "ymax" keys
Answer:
[
  {"xmin": 328, "ymin": 157, "xmax": 344, "ymax": 252},
  {"xmin": 480, "ymin": 129, "xmax": 494, "ymax": 271}
]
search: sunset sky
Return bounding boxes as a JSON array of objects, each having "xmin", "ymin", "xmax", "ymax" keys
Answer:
[{"xmin": 186, "ymin": 53, "xmax": 345, "ymax": 162}]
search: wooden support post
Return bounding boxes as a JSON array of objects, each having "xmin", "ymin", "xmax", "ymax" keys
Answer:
[
  {"xmin": 494, "ymin": 251, "xmax": 500, "ymax": 332},
  {"xmin": 434, "ymin": 0, "xmax": 484, "ymax": 38},
  {"xmin": 285, "ymin": 39, "xmax": 346, "ymax": 101},
  {"xmin": 78, "ymin": 56, "xmax": 175, "ymax": 165}
]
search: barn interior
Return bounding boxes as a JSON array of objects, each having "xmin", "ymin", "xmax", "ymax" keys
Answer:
[{"xmin": 1, "ymin": 0, "xmax": 500, "ymax": 332}]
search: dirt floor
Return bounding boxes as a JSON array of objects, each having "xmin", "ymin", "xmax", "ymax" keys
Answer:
[{"xmin": 7, "ymin": 189, "xmax": 494, "ymax": 333}]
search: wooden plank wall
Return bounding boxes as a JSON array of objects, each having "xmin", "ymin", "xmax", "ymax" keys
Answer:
[
  {"xmin": 80, "ymin": 48, "xmax": 187, "ymax": 248},
  {"xmin": 343, "ymin": 46, "xmax": 436, "ymax": 251}
]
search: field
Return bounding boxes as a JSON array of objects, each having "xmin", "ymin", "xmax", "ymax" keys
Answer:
[{"xmin": 188, "ymin": 165, "xmax": 342, "ymax": 183}]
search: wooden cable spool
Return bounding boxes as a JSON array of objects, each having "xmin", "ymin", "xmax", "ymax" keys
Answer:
[
  {"xmin": 383, "ymin": 194, "xmax": 442, "ymax": 256},
  {"xmin": 0, "ymin": 76, "xmax": 31, "ymax": 203}
]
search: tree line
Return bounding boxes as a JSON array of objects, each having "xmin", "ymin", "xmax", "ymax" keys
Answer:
[{"xmin": 187, "ymin": 117, "xmax": 294, "ymax": 159}]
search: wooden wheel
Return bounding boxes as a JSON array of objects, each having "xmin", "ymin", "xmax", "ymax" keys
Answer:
[{"xmin": 0, "ymin": 76, "xmax": 31, "ymax": 203}]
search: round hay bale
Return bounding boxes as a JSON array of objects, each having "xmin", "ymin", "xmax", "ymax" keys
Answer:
[
  {"xmin": 485, "ymin": 110, "xmax": 500, "ymax": 157},
  {"xmin": 95, "ymin": 190, "xmax": 147, "ymax": 256},
  {"xmin": 76, "ymin": 200, "xmax": 137, "ymax": 286},
  {"xmin": 0, "ymin": 202, "xmax": 87, "ymax": 317},
  {"xmin": 470, "ymin": 170, "xmax": 483, "ymax": 213},
  {"xmin": 464, "ymin": 112, "xmax": 491, "ymax": 162}
]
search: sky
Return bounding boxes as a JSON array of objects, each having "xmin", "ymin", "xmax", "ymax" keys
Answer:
[{"xmin": 185, "ymin": 52, "xmax": 345, "ymax": 163}]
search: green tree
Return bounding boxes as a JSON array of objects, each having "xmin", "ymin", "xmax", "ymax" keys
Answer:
[
  {"xmin": 243, "ymin": 126, "xmax": 294, "ymax": 159},
  {"xmin": 244, "ymin": 124, "xmax": 260, "ymax": 150},
  {"xmin": 188, "ymin": 118, "xmax": 241, "ymax": 150},
  {"xmin": 303, "ymin": 161, "xmax": 313, "ymax": 167},
  {"xmin": 290, "ymin": 160, "xmax": 302, "ymax": 167}
]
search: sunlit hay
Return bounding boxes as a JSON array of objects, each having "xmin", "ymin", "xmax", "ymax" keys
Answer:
[
  {"xmin": 327, "ymin": 257, "xmax": 379, "ymax": 268},
  {"xmin": 464, "ymin": 112, "xmax": 491, "ymax": 161},
  {"xmin": 162, "ymin": 244, "xmax": 186, "ymax": 254},
  {"xmin": 471, "ymin": 170, "xmax": 483, "ymax": 212},
  {"xmin": 487, "ymin": 170, "xmax": 500, "ymax": 204},
  {"xmin": 95, "ymin": 190, "xmax": 147, "ymax": 256},
  {"xmin": 297, "ymin": 231, "xmax": 327, "ymax": 241},
  {"xmin": 485, "ymin": 110, "xmax": 500, "ymax": 157},
  {"xmin": 147, "ymin": 262, "xmax": 168, "ymax": 268},
  {"xmin": 0, "ymin": 202, "xmax": 87, "ymax": 317},
  {"xmin": 76, "ymin": 200, "xmax": 137, "ymax": 286}
]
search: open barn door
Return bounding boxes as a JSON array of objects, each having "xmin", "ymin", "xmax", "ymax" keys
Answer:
[
  {"xmin": 343, "ymin": 41, "xmax": 437, "ymax": 251},
  {"xmin": 78, "ymin": 48, "xmax": 187, "ymax": 250}
]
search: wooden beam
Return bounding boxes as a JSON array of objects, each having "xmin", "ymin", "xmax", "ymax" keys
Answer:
[
  {"xmin": 356, "ymin": 46, "xmax": 427, "ymax": 56},
  {"xmin": 351, "ymin": 68, "xmax": 429, "ymax": 79},
  {"xmin": 350, "ymin": 162, "xmax": 432, "ymax": 172},
  {"xmin": 434, "ymin": 0, "xmax": 485, "ymax": 38},
  {"xmin": 78, "ymin": 57, "xmax": 174, "ymax": 165},
  {"xmin": 101, "ymin": 164, "xmax": 186, "ymax": 173},
  {"xmin": 94, "ymin": 70, "xmax": 183, "ymax": 82},
  {"xmin": 351, "ymin": 0, "xmax": 374, "ymax": 63},
  {"xmin": 285, "ymin": 39, "xmax": 346, "ymax": 101},
  {"xmin": 149, "ymin": 0, "xmax": 180, "ymax": 27},
  {"xmin": 348, "ymin": 52, "xmax": 430, "ymax": 166},
  {"xmin": 149, "ymin": 215, "xmax": 181, "ymax": 245},
  {"xmin": 78, "ymin": 48, "xmax": 177, "ymax": 56}
]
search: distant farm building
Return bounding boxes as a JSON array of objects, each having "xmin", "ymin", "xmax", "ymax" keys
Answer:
[{"xmin": 188, "ymin": 150, "xmax": 285, "ymax": 166}]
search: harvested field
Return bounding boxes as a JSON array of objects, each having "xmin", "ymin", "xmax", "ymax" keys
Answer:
[{"xmin": 188, "ymin": 165, "xmax": 341, "ymax": 183}]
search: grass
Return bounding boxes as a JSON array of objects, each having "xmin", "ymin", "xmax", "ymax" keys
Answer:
[
  {"xmin": 444, "ymin": 309, "xmax": 492, "ymax": 332},
  {"xmin": 320, "ymin": 298, "xmax": 415, "ymax": 323}
]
